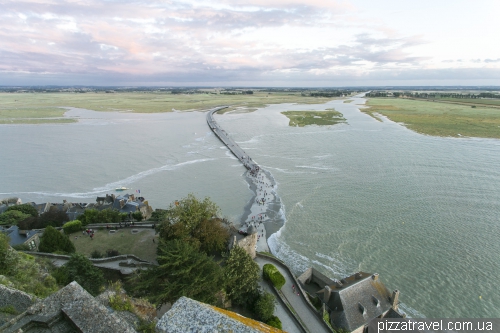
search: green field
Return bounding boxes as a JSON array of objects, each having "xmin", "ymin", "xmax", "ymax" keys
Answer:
[
  {"xmin": 0, "ymin": 92, "xmax": 334, "ymax": 124},
  {"xmin": 281, "ymin": 108, "xmax": 346, "ymax": 127},
  {"xmin": 69, "ymin": 229, "xmax": 157, "ymax": 262},
  {"xmin": 365, "ymin": 98, "xmax": 500, "ymax": 139},
  {"xmin": 438, "ymin": 97, "xmax": 500, "ymax": 107}
]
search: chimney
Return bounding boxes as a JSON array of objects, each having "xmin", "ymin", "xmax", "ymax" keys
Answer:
[
  {"xmin": 391, "ymin": 290, "xmax": 400, "ymax": 311},
  {"xmin": 358, "ymin": 303, "xmax": 367, "ymax": 317},
  {"xmin": 323, "ymin": 286, "xmax": 332, "ymax": 303},
  {"xmin": 372, "ymin": 273, "xmax": 379, "ymax": 281},
  {"xmin": 120, "ymin": 200, "xmax": 125, "ymax": 208}
]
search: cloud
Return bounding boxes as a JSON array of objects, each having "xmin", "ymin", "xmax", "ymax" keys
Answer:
[{"xmin": 0, "ymin": 0, "xmax": 497, "ymax": 85}]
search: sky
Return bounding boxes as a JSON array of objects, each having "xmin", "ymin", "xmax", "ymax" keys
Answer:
[{"xmin": 1, "ymin": 0, "xmax": 500, "ymax": 87}]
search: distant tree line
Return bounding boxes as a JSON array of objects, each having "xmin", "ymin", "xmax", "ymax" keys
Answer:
[
  {"xmin": 309, "ymin": 91, "xmax": 351, "ymax": 97},
  {"xmin": 366, "ymin": 91, "xmax": 500, "ymax": 99}
]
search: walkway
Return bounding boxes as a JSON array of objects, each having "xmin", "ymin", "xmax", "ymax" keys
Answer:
[
  {"xmin": 255, "ymin": 257, "xmax": 330, "ymax": 333},
  {"xmin": 206, "ymin": 106, "xmax": 330, "ymax": 333},
  {"xmin": 257, "ymin": 277, "xmax": 304, "ymax": 333},
  {"xmin": 206, "ymin": 106, "xmax": 259, "ymax": 172},
  {"xmin": 25, "ymin": 252, "xmax": 156, "ymax": 275}
]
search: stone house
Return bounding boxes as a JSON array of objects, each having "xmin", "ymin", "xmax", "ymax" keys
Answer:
[
  {"xmin": 0, "ymin": 225, "xmax": 41, "ymax": 251},
  {"xmin": 298, "ymin": 269, "xmax": 403, "ymax": 333}
]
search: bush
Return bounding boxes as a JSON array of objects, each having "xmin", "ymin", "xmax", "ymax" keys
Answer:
[
  {"xmin": 262, "ymin": 264, "xmax": 286, "ymax": 290},
  {"xmin": 0, "ymin": 233, "xmax": 11, "ymax": 273},
  {"xmin": 253, "ymin": 291, "xmax": 276, "ymax": 322},
  {"xmin": 91, "ymin": 250, "xmax": 103, "ymax": 259},
  {"xmin": 106, "ymin": 249, "xmax": 120, "ymax": 257},
  {"xmin": 108, "ymin": 281, "xmax": 133, "ymax": 311},
  {"xmin": 309, "ymin": 294, "xmax": 322, "ymax": 309},
  {"xmin": 137, "ymin": 319, "xmax": 157, "ymax": 333},
  {"xmin": 62, "ymin": 220, "xmax": 82, "ymax": 234},
  {"xmin": 12, "ymin": 243, "xmax": 31, "ymax": 251},
  {"xmin": 266, "ymin": 316, "xmax": 282, "ymax": 330},
  {"xmin": 0, "ymin": 305, "xmax": 18, "ymax": 315}
]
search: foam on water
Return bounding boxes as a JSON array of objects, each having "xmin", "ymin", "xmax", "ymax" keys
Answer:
[{"xmin": 0, "ymin": 158, "xmax": 216, "ymax": 199}]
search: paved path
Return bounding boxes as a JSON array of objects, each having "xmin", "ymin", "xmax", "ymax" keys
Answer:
[
  {"xmin": 257, "ymin": 276, "xmax": 304, "ymax": 333},
  {"xmin": 207, "ymin": 106, "xmax": 259, "ymax": 172},
  {"xmin": 255, "ymin": 258, "xmax": 330, "ymax": 333},
  {"xmin": 27, "ymin": 252, "xmax": 156, "ymax": 275},
  {"xmin": 207, "ymin": 107, "xmax": 330, "ymax": 333}
]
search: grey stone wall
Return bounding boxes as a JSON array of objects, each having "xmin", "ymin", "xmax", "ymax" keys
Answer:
[{"xmin": 0, "ymin": 284, "xmax": 37, "ymax": 313}]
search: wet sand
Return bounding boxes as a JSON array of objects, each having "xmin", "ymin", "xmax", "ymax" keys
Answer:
[{"xmin": 207, "ymin": 107, "xmax": 285, "ymax": 253}]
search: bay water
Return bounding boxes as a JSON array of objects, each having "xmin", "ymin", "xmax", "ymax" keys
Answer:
[{"xmin": 1, "ymin": 97, "xmax": 499, "ymax": 318}]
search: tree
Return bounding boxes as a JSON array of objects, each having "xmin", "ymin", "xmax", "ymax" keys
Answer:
[
  {"xmin": 150, "ymin": 209, "xmax": 168, "ymax": 221},
  {"xmin": 132, "ymin": 211, "xmax": 143, "ymax": 222},
  {"xmin": 133, "ymin": 239, "xmax": 223, "ymax": 306},
  {"xmin": 38, "ymin": 210, "xmax": 69, "ymax": 228},
  {"xmin": 6, "ymin": 204, "xmax": 38, "ymax": 217},
  {"xmin": 59, "ymin": 253, "xmax": 105, "ymax": 296},
  {"xmin": 78, "ymin": 209, "xmax": 99, "ymax": 226},
  {"xmin": 17, "ymin": 216, "xmax": 39, "ymax": 230},
  {"xmin": 253, "ymin": 291, "xmax": 276, "ymax": 322},
  {"xmin": 157, "ymin": 194, "xmax": 228, "ymax": 255},
  {"xmin": 0, "ymin": 210, "xmax": 31, "ymax": 226},
  {"xmin": 78, "ymin": 209, "xmax": 120, "ymax": 226},
  {"xmin": 98, "ymin": 209, "xmax": 121, "ymax": 224},
  {"xmin": 158, "ymin": 194, "xmax": 220, "ymax": 236},
  {"xmin": 38, "ymin": 226, "xmax": 75, "ymax": 254},
  {"xmin": 223, "ymin": 246, "xmax": 260, "ymax": 305},
  {"xmin": 193, "ymin": 218, "xmax": 230, "ymax": 254}
]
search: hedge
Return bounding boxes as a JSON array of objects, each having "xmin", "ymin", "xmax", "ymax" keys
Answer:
[
  {"xmin": 63, "ymin": 220, "xmax": 82, "ymax": 234},
  {"xmin": 263, "ymin": 263, "xmax": 286, "ymax": 290},
  {"xmin": 266, "ymin": 316, "xmax": 282, "ymax": 330}
]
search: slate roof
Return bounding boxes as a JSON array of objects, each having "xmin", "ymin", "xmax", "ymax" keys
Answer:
[
  {"xmin": 0, "ymin": 225, "xmax": 42, "ymax": 247},
  {"xmin": 317, "ymin": 272, "xmax": 393, "ymax": 332},
  {"xmin": 120, "ymin": 202, "xmax": 140, "ymax": 214},
  {"xmin": 156, "ymin": 296, "xmax": 283, "ymax": 333}
]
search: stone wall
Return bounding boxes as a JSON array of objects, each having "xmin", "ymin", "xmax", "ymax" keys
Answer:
[
  {"xmin": 0, "ymin": 284, "xmax": 37, "ymax": 313},
  {"xmin": 236, "ymin": 233, "xmax": 257, "ymax": 259}
]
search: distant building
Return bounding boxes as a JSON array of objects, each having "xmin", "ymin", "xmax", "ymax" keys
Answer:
[
  {"xmin": 0, "ymin": 197, "xmax": 23, "ymax": 214},
  {"xmin": 0, "ymin": 225, "xmax": 41, "ymax": 251},
  {"xmin": 298, "ymin": 269, "xmax": 403, "ymax": 333}
]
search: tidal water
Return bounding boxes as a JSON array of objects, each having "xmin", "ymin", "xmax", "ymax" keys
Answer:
[{"xmin": 1, "ymin": 98, "xmax": 499, "ymax": 318}]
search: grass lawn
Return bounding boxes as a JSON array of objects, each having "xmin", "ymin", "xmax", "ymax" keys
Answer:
[
  {"xmin": 0, "ymin": 92, "xmax": 334, "ymax": 124},
  {"xmin": 69, "ymin": 228, "xmax": 158, "ymax": 262},
  {"xmin": 281, "ymin": 108, "xmax": 346, "ymax": 127},
  {"xmin": 365, "ymin": 98, "xmax": 500, "ymax": 139}
]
